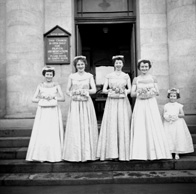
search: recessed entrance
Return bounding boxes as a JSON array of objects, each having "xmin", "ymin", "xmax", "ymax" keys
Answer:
[{"xmin": 76, "ymin": 23, "xmax": 136, "ymax": 121}]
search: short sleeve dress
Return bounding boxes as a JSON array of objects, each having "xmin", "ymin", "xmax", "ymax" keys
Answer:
[
  {"xmin": 129, "ymin": 75, "xmax": 172, "ymax": 160},
  {"xmin": 62, "ymin": 72, "xmax": 98, "ymax": 162},
  {"xmin": 96, "ymin": 72, "xmax": 132, "ymax": 161},
  {"xmin": 163, "ymin": 102, "xmax": 194, "ymax": 154},
  {"xmin": 26, "ymin": 83, "xmax": 64, "ymax": 162}
]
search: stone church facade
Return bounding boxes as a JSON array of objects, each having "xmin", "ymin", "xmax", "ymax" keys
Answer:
[{"xmin": 0, "ymin": 0, "xmax": 196, "ymax": 121}]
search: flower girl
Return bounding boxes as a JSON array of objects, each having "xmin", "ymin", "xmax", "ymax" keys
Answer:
[{"xmin": 163, "ymin": 88, "xmax": 194, "ymax": 159}]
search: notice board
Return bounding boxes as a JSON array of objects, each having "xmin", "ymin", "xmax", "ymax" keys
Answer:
[{"xmin": 44, "ymin": 25, "xmax": 71, "ymax": 65}]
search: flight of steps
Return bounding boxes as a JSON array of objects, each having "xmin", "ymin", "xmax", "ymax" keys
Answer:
[{"xmin": 0, "ymin": 117, "xmax": 196, "ymax": 186}]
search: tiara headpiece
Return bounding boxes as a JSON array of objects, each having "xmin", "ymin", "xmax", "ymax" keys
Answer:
[
  {"xmin": 167, "ymin": 88, "xmax": 180, "ymax": 94},
  {"xmin": 74, "ymin": 56, "xmax": 86, "ymax": 60},
  {"xmin": 112, "ymin": 55, "xmax": 124, "ymax": 60},
  {"xmin": 42, "ymin": 66, "xmax": 55, "ymax": 72}
]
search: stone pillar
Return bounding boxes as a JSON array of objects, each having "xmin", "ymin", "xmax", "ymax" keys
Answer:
[
  {"xmin": 44, "ymin": 0, "xmax": 75, "ymax": 120},
  {"xmin": 167, "ymin": 0, "xmax": 196, "ymax": 114},
  {"xmin": 137, "ymin": 0, "xmax": 169, "ymax": 107},
  {"xmin": 0, "ymin": 0, "xmax": 6, "ymax": 117},
  {"xmin": 6, "ymin": 0, "xmax": 44, "ymax": 118}
]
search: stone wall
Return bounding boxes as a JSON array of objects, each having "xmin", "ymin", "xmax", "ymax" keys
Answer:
[
  {"xmin": 0, "ymin": 0, "xmax": 6, "ymax": 117},
  {"xmin": 167, "ymin": 0, "xmax": 196, "ymax": 114},
  {"xmin": 2, "ymin": 0, "xmax": 74, "ymax": 120},
  {"xmin": 137, "ymin": 0, "xmax": 169, "ymax": 109}
]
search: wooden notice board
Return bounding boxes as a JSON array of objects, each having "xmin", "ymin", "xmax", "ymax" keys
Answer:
[{"xmin": 44, "ymin": 25, "xmax": 71, "ymax": 65}]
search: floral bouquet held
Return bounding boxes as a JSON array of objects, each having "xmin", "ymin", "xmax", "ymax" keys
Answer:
[
  {"xmin": 137, "ymin": 87, "xmax": 157, "ymax": 99},
  {"xmin": 71, "ymin": 89, "xmax": 89, "ymax": 101},
  {"xmin": 164, "ymin": 113, "xmax": 178, "ymax": 124},
  {"xmin": 108, "ymin": 85, "xmax": 126, "ymax": 99}
]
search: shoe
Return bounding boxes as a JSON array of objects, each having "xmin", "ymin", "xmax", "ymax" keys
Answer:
[{"xmin": 175, "ymin": 154, "xmax": 180, "ymax": 160}]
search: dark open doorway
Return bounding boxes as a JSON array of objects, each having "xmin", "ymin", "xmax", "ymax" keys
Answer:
[{"xmin": 76, "ymin": 23, "xmax": 136, "ymax": 121}]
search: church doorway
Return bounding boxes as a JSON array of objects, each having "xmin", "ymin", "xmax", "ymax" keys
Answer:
[{"xmin": 76, "ymin": 23, "xmax": 137, "ymax": 121}]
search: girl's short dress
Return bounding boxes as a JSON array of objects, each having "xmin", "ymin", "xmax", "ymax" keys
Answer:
[{"xmin": 163, "ymin": 102, "xmax": 194, "ymax": 154}]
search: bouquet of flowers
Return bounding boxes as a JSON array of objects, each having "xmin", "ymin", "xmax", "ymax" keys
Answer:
[
  {"xmin": 38, "ymin": 94, "xmax": 57, "ymax": 107},
  {"xmin": 164, "ymin": 113, "xmax": 178, "ymax": 124},
  {"xmin": 71, "ymin": 89, "xmax": 89, "ymax": 101},
  {"xmin": 108, "ymin": 85, "xmax": 126, "ymax": 99},
  {"xmin": 137, "ymin": 87, "xmax": 157, "ymax": 99}
]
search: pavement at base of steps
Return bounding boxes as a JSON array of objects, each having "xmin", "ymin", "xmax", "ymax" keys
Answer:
[{"xmin": 0, "ymin": 184, "xmax": 196, "ymax": 194}]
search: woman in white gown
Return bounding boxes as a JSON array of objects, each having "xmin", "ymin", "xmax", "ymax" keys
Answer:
[
  {"xmin": 62, "ymin": 56, "xmax": 98, "ymax": 162},
  {"xmin": 97, "ymin": 55, "xmax": 132, "ymax": 161},
  {"xmin": 163, "ymin": 88, "xmax": 194, "ymax": 159},
  {"xmin": 130, "ymin": 59, "xmax": 172, "ymax": 160},
  {"xmin": 26, "ymin": 66, "xmax": 65, "ymax": 162}
]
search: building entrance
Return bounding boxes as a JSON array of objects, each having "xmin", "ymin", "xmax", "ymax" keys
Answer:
[{"xmin": 76, "ymin": 23, "xmax": 136, "ymax": 121}]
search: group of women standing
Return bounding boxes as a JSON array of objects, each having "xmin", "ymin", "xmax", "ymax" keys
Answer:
[{"xmin": 26, "ymin": 55, "xmax": 193, "ymax": 163}]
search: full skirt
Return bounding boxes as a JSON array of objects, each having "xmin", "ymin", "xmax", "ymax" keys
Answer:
[
  {"xmin": 62, "ymin": 98, "xmax": 98, "ymax": 162},
  {"xmin": 164, "ymin": 118, "xmax": 194, "ymax": 154},
  {"xmin": 26, "ymin": 106, "xmax": 64, "ymax": 162},
  {"xmin": 130, "ymin": 97, "xmax": 172, "ymax": 160},
  {"xmin": 97, "ymin": 97, "xmax": 132, "ymax": 161}
]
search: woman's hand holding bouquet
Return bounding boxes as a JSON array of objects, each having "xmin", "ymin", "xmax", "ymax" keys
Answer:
[
  {"xmin": 137, "ymin": 87, "xmax": 157, "ymax": 99},
  {"xmin": 108, "ymin": 85, "xmax": 126, "ymax": 99},
  {"xmin": 71, "ymin": 89, "xmax": 89, "ymax": 101}
]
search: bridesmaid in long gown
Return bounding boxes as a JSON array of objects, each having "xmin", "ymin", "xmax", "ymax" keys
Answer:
[
  {"xmin": 97, "ymin": 55, "xmax": 132, "ymax": 161},
  {"xmin": 129, "ymin": 59, "xmax": 172, "ymax": 160},
  {"xmin": 26, "ymin": 66, "xmax": 65, "ymax": 162},
  {"xmin": 62, "ymin": 56, "xmax": 98, "ymax": 162}
]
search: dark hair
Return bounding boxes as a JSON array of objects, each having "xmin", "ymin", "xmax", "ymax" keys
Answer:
[
  {"xmin": 167, "ymin": 89, "xmax": 180, "ymax": 99},
  {"xmin": 112, "ymin": 57, "xmax": 125, "ymax": 66},
  {"xmin": 137, "ymin": 59, "xmax": 152, "ymax": 70},
  {"xmin": 73, "ymin": 57, "xmax": 88, "ymax": 71},
  {"xmin": 42, "ymin": 69, "xmax": 55, "ymax": 77}
]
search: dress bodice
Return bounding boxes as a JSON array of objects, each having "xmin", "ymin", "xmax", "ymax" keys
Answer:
[
  {"xmin": 70, "ymin": 72, "xmax": 93, "ymax": 90},
  {"xmin": 164, "ymin": 102, "xmax": 183, "ymax": 116},
  {"xmin": 136, "ymin": 75, "xmax": 155, "ymax": 89},
  {"xmin": 39, "ymin": 84, "xmax": 58, "ymax": 97},
  {"xmin": 106, "ymin": 72, "xmax": 129, "ymax": 89}
]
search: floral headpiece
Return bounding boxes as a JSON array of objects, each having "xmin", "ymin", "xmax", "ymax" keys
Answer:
[
  {"xmin": 112, "ymin": 55, "xmax": 124, "ymax": 60},
  {"xmin": 74, "ymin": 56, "xmax": 86, "ymax": 61},
  {"xmin": 167, "ymin": 88, "xmax": 180, "ymax": 95},
  {"xmin": 42, "ymin": 66, "xmax": 55, "ymax": 72}
]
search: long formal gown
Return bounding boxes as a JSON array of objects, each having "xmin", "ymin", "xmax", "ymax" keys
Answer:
[
  {"xmin": 130, "ymin": 75, "xmax": 172, "ymax": 160},
  {"xmin": 97, "ymin": 72, "xmax": 132, "ymax": 161},
  {"xmin": 163, "ymin": 102, "xmax": 194, "ymax": 154},
  {"xmin": 26, "ymin": 84, "xmax": 64, "ymax": 162},
  {"xmin": 62, "ymin": 72, "xmax": 98, "ymax": 162}
]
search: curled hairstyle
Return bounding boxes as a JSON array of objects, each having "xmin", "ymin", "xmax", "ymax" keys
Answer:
[
  {"xmin": 167, "ymin": 88, "xmax": 180, "ymax": 99},
  {"xmin": 73, "ymin": 57, "xmax": 88, "ymax": 71},
  {"xmin": 42, "ymin": 66, "xmax": 55, "ymax": 77},
  {"xmin": 137, "ymin": 59, "xmax": 152, "ymax": 70}
]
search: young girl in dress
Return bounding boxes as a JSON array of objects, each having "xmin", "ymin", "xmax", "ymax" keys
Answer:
[
  {"xmin": 97, "ymin": 55, "xmax": 132, "ymax": 161},
  {"xmin": 163, "ymin": 88, "xmax": 194, "ymax": 159},
  {"xmin": 26, "ymin": 66, "xmax": 65, "ymax": 162},
  {"xmin": 62, "ymin": 56, "xmax": 98, "ymax": 162},
  {"xmin": 129, "ymin": 59, "xmax": 172, "ymax": 160}
]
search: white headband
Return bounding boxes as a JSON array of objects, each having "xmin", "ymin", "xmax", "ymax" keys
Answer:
[
  {"xmin": 112, "ymin": 55, "xmax": 124, "ymax": 60},
  {"xmin": 168, "ymin": 88, "xmax": 180, "ymax": 94},
  {"xmin": 42, "ymin": 66, "xmax": 55, "ymax": 72},
  {"xmin": 74, "ymin": 56, "xmax": 86, "ymax": 60}
]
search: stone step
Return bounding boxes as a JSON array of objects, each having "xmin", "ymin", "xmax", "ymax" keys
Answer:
[
  {"xmin": 1, "ymin": 170, "xmax": 196, "ymax": 186},
  {"xmin": 0, "ymin": 129, "xmax": 32, "ymax": 137},
  {"xmin": 0, "ymin": 147, "xmax": 27, "ymax": 159},
  {"xmin": 0, "ymin": 134, "xmax": 195, "ymax": 148},
  {"xmin": 0, "ymin": 156, "xmax": 196, "ymax": 173},
  {"xmin": 0, "ymin": 145, "xmax": 195, "ymax": 160},
  {"xmin": 0, "ymin": 137, "xmax": 30, "ymax": 148}
]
